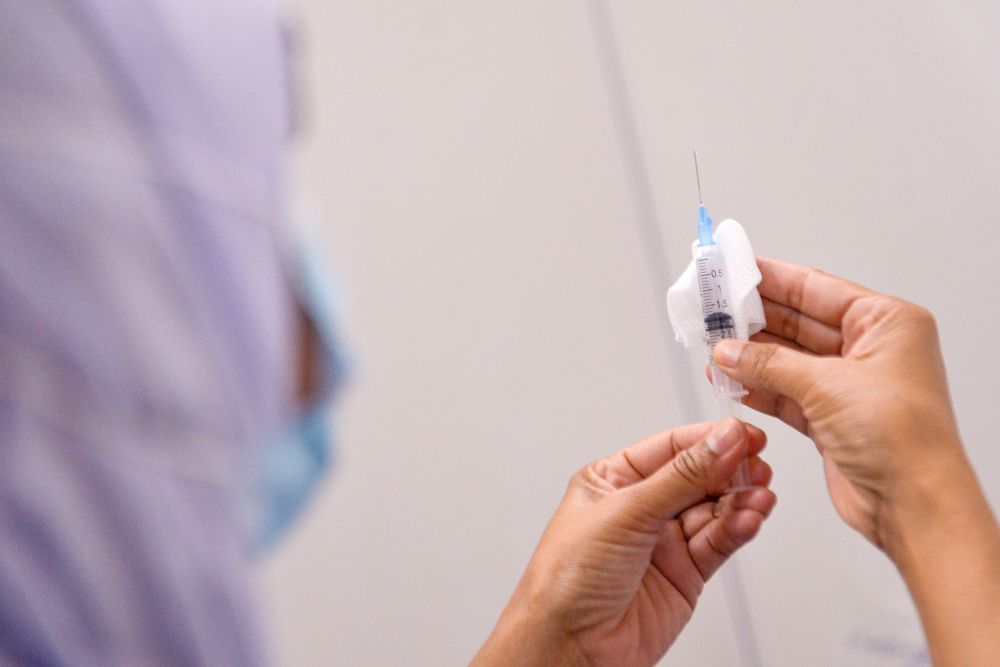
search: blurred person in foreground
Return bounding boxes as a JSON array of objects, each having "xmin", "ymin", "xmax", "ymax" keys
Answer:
[{"xmin": 1, "ymin": 3, "xmax": 997, "ymax": 667}]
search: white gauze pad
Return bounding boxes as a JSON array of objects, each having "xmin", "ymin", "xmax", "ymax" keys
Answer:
[{"xmin": 666, "ymin": 219, "xmax": 765, "ymax": 347}]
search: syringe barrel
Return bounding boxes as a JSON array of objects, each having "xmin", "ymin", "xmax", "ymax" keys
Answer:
[
  {"xmin": 714, "ymin": 386, "xmax": 752, "ymax": 490},
  {"xmin": 710, "ymin": 365, "xmax": 745, "ymax": 400},
  {"xmin": 697, "ymin": 243, "xmax": 752, "ymax": 489}
]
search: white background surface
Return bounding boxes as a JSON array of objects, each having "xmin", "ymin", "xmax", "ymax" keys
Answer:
[{"xmin": 262, "ymin": 2, "xmax": 1000, "ymax": 664}]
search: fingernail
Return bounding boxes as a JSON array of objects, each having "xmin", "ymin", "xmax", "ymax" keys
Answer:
[
  {"xmin": 714, "ymin": 340, "xmax": 746, "ymax": 368},
  {"xmin": 707, "ymin": 419, "xmax": 743, "ymax": 455}
]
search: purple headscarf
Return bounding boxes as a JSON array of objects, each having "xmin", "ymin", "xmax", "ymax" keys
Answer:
[{"xmin": 0, "ymin": 2, "xmax": 299, "ymax": 663}]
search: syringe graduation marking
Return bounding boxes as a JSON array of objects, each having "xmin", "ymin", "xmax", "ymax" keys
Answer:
[{"xmin": 696, "ymin": 252, "xmax": 735, "ymax": 345}]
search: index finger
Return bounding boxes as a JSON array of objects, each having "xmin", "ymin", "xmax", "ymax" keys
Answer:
[
  {"xmin": 757, "ymin": 256, "xmax": 874, "ymax": 328},
  {"xmin": 619, "ymin": 422, "xmax": 767, "ymax": 480}
]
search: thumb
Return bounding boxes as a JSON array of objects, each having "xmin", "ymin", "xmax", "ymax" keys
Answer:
[
  {"xmin": 713, "ymin": 339, "xmax": 820, "ymax": 404},
  {"xmin": 625, "ymin": 419, "xmax": 749, "ymax": 520}
]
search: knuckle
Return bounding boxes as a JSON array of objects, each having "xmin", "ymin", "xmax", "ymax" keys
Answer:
[
  {"xmin": 855, "ymin": 294, "xmax": 896, "ymax": 326},
  {"xmin": 790, "ymin": 266, "xmax": 823, "ymax": 310},
  {"xmin": 673, "ymin": 448, "xmax": 710, "ymax": 487},
  {"xmin": 705, "ymin": 526, "xmax": 732, "ymax": 558},
  {"xmin": 584, "ymin": 457, "xmax": 609, "ymax": 480},
  {"xmin": 854, "ymin": 293, "xmax": 886, "ymax": 315},
  {"xmin": 881, "ymin": 298, "xmax": 938, "ymax": 336},
  {"xmin": 906, "ymin": 303, "xmax": 937, "ymax": 328},
  {"xmin": 746, "ymin": 344, "xmax": 778, "ymax": 379},
  {"xmin": 779, "ymin": 305, "xmax": 801, "ymax": 341},
  {"xmin": 573, "ymin": 460, "xmax": 616, "ymax": 499},
  {"xmin": 569, "ymin": 463, "xmax": 594, "ymax": 492},
  {"xmin": 575, "ymin": 460, "xmax": 601, "ymax": 487}
]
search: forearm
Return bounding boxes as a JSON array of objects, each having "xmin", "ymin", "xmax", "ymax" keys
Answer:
[{"xmin": 882, "ymin": 455, "xmax": 1000, "ymax": 666}]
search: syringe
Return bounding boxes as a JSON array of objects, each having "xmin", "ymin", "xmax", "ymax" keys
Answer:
[{"xmin": 693, "ymin": 151, "xmax": 752, "ymax": 490}]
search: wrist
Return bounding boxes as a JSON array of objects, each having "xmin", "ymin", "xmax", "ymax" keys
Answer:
[
  {"xmin": 878, "ymin": 448, "xmax": 984, "ymax": 565},
  {"xmin": 472, "ymin": 591, "xmax": 588, "ymax": 667},
  {"xmin": 877, "ymin": 440, "xmax": 1000, "ymax": 593}
]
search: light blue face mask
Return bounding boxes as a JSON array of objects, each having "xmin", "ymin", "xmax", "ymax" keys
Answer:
[{"xmin": 244, "ymin": 242, "xmax": 350, "ymax": 551}]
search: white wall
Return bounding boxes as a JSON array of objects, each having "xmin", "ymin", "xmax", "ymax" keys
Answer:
[{"xmin": 262, "ymin": 2, "xmax": 1000, "ymax": 665}]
